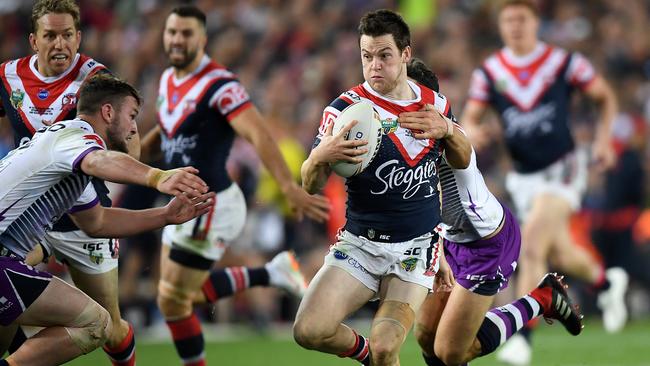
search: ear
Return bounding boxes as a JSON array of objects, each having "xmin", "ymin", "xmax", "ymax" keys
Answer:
[
  {"xmin": 402, "ymin": 45, "xmax": 412, "ymax": 64},
  {"xmin": 100, "ymin": 103, "xmax": 114, "ymax": 123},
  {"xmin": 29, "ymin": 33, "xmax": 38, "ymax": 52}
]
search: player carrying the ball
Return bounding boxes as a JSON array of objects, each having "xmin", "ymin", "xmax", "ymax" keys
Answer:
[{"xmin": 294, "ymin": 9, "xmax": 471, "ymax": 366}]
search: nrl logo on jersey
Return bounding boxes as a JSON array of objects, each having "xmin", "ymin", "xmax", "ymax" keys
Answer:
[
  {"xmin": 381, "ymin": 118, "xmax": 398, "ymax": 135},
  {"xmin": 10, "ymin": 89, "xmax": 24, "ymax": 109}
]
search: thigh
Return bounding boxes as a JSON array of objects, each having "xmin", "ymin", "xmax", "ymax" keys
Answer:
[
  {"xmin": 295, "ymin": 265, "xmax": 374, "ymax": 327},
  {"xmin": 379, "ymin": 275, "xmax": 429, "ymax": 313},
  {"xmin": 69, "ymin": 266, "xmax": 120, "ymax": 317},
  {"xmin": 435, "ymin": 285, "xmax": 494, "ymax": 352},
  {"xmin": 15, "ymin": 277, "xmax": 93, "ymax": 327}
]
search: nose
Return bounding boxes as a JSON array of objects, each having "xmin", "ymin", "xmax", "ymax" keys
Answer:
[
  {"xmin": 370, "ymin": 57, "xmax": 382, "ymax": 71},
  {"xmin": 53, "ymin": 35, "xmax": 64, "ymax": 49}
]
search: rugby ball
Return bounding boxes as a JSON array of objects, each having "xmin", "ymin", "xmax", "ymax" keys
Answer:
[{"xmin": 330, "ymin": 100, "xmax": 382, "ymax": 178}]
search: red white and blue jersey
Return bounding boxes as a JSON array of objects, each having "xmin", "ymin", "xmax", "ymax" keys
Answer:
[
  {"xmin": 0, "ymin": 119, "xmax": 104, "ymax": 258},
  {"xmin": 0, "ymin": 53, "xmax": 107, "ymax": 146},
  {"xmin": 315, "ymin": 80, "xmax": 451, "ymax": 242},
  {"xmin": 468, "ymin": 43, "xmax": 596, "ymax": 173},
  {"xmin": 0, "ymin": 53, "xmax": 110, "ymax": 233},
  {"xmin": 156, "ymin": 55, "xmax": 252, "ymax": 193}
]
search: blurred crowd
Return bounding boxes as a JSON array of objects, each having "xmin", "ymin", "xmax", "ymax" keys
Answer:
[{"xmin": 1, "ymin": 0, "xmax": 649, "ymax": 330}]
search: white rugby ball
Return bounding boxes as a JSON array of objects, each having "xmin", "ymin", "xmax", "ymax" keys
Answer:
[{"xmin": 330, "ymin": 100, "xmax": 382, "ymax": 178}]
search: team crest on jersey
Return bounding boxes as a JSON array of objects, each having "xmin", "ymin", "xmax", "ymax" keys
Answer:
[
  {"xmin": 89, "ymin": 252, "xmax": 104, "ymax": 265},
  {"xmin": 367, "ymin": 228, "xmax": 375, "ymax": 240},
  {"xmin": 400, "ymin": 257, "xmax": 418, "ymax": 272},
  {"xmin": 10, "ymin": 89, "xmax": 24, "ymax": 109},
  {"xmin": 61, "ymin": 93, "xmax": 77, "ymax": 111},
  {"xmin": 381, "ymin": 118, "xmax": 398, "ymax": 135}
]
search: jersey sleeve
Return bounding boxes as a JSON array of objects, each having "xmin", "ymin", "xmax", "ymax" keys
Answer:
[
  {"xmin": 565, "ymin": 52, "xmax": 596, "ymax": 90},
  {"xmin": 68, "ymin": 181, "xmax": 99, "ymax": 213},
  {"xmin": 467, "ymin": 68, "xmax": 491, "ymax": 103},
  {"xmin": 312, "ymin": 92, "xmax": 355, "ymax": 150},
  {"xmin": 433, "ymin": 91, "xmax": 455, "ymax": 121},
  {"xmin": 207, "ymin": 78, "xmax": 253, "ymax": 122},
  {"xmin": 51, "ymin": 125, "xmax": 106, "ymax": 173}
]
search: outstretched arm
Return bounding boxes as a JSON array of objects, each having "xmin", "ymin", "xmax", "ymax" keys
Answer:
[
  {"xmin": 70, "ymin": 192, "xmax": 215, "ymax": 238},
  {"xmin": 80, "ymin": 149, "xmax": 208, "ymax": 197},
  {"xmin": 230, "ymin": 106, "xmax": 330, "ymax": 222}
]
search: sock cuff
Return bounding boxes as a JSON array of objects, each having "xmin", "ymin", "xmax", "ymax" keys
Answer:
[
  {"xmin": 104, "ymin": 323, "xmax": 135, "ymax": 353},
  {"xmin": 167, "ymin": 313, "xmax": 202, "ymax": 340}
]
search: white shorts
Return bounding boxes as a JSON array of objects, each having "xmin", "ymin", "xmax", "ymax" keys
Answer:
[
  {"xmin": 42, "ymin": 230, "xmax": 119, "ymax": 274},
  {"xmin": 324, "ymin": 230, "xmax": 440, "ymax": 295},
  {"xmin": 506, "ymin": 148, "xmax": 588, "ymax": 221},
  {"xmin": 162, "ymin": 183, "xmax": 246, "ymax": 261}
]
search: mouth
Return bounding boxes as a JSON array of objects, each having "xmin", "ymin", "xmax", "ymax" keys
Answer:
[
  {"xmin": 51, "ymin": 54, "xmax": 69, "ymax": 62},
  {"xmin": 168, "ymin": 46, "xmax": 186, "ymax": 56}
]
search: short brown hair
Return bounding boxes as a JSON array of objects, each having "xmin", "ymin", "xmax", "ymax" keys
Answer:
[
  {"xmin": 31, "ymin": 0, "xmax": 81, "ymax": 33},
  {"xmin": 77, "ymin": 74, "xmax": 142, "ymax": 116},
  {"xmin": 498, "ymin": 0, "xmax": 539, "ymax": 16},
  {"xmin": 358, "ymin": 9, "xmax": 411, "ymax": 52}
]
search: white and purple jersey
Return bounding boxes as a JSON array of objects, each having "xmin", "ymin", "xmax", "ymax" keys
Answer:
[
  {"xmin": 469, "ymin": 42, "xmax": 596, "ymax": 173},
  {"xmin": 439, "ymin": 147, "xmax": 504, "ymax": 243},
  {"xmin": 315, "ymin": 80, "xmax": 451, "ymax": 242},
  {"xmin": 156, "ymin": 55, "xmax": 252, "ymax": 194},
  {"xmin": 0, "ymin": 119, "xmax": 104, "ymax": 258}
]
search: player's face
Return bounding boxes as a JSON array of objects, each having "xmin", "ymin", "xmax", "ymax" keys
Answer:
[
  {"xmin": 360, "ymin": 34, "xmax": 410, "ymax": 96},
  {"xmin": 163, "ymin": 14, "xmax": 207, "ymax": 70},
  {"xmin": 107, "ymin": 96, "xmax": 139, "ymax": 154},
  {"xmin": 29, "ymin": 13, "xmax": 81, "ymax": 77},
  {"xmin": 498, "ymin": 5, "xmax": 539, "ymax": 50}
]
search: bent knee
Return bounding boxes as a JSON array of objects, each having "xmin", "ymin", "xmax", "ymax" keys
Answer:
[
  {"xmin": 67, "ymin": 302, "xmax": 112, "ymax": 354},
  {"xmin": 434, "ymin": 342, "xmax": 468, "ymax": 366},
  {"xmin": 157, "ymin": 280, "xmax": 194, "ymax": 318},
  {"xmin": 292, "ymin": 318, "xmax": 336, "ymax": 350},
  {"xmin": 369, "ymin": 336, "xmax": 402, "ymax": 364}
]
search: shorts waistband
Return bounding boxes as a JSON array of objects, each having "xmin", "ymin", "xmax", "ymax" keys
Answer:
[{"xmin": 344, "ymin": 222, "xmax": 431, "ymax": 243}]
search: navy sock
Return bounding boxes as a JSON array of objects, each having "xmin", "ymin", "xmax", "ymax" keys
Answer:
[
  {"xmin": 1, "ymin": 359, "xmax": 9, "ymax": 366},
  {"xmin": 423, "ymin": 352, "xmax": 446, "ymax": 366},
  {"xmin": 201, "ymin": 267, "xmax": 269, "ymax": 303}
]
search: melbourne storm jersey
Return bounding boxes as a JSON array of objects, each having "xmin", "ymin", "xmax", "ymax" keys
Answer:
[
  {"xmin": 315, "ymin": 80, "xmax": 451, "ymax": 242},
  {"xmin": 157, "ymin": 55, "xmax": 252, "ymax": 193},
  {"xmin": 438, "ymin": 148, "xmax": 504, "ymax": 243},
  {"xmin": 0, "ymin": 120, "xmax": 104, "ymax": 258},
  {"xmin": 469, "ymin": 42, "xmax": 596, "ymax": 173}
]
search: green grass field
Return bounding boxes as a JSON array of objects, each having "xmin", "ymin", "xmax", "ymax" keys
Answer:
[{"xmin": 63, "ymin": 317, "xmax": 649, "ymax": 365}]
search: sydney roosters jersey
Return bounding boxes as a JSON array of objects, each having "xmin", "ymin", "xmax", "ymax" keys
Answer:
[
  {"xmin": 468, "ymin": 43, "xmax": 596, "ymax": 173},
  {"xmin": 315, "ymin": 80, "xmax": 452, "ymax": 242},
  {"xmin": 0, "ymin": 54, "xmax": 110, "ymax": 233},
  {"xmin": 157, "ymin": 55, "xmax": 252, "ymax": 193},
  {"xmin": 0, "ymin": 53, "xmax": 107, "ymax": 146}
]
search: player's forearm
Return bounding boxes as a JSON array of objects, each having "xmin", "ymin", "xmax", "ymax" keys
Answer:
[
  {"xmin": 81, "ymin": 150, "xmax": 158, "ymax": 188},
  {"xmin": 301, "ymin": 156, "xmax": 330, "ymax": 194},
  {"xmin": 443, "ymin": 125, "xmax": 472, "ymax": 169},
  {"xmin": 81, "ymin": 207, "xmax": 168, "ymax": 238}
]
